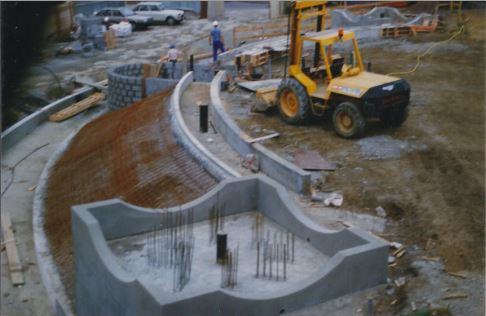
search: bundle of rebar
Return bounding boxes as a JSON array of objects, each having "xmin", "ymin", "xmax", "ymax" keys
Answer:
[
  {"xmin": 145, "ymin": 208, "xmax": 195, "ymax": 292},
  {"xmin": 255, "ymin": 229, "xmax": 295, "ymax": 281},
  {"xmin": 220, "ymin": 245, "xmax": 239, "ymax": 289}
]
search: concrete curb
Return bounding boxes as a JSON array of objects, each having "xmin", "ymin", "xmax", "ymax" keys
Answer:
[
  {"xmin": 169, "ymin": 71, "xmax": 240, "ymax": 180},
  {"xmin": 72, "ymin": 175, "xmax": 388, "ymax": 315},
  {"xmin": 209, "ymin": 71, "xmax": 311, "ymax": 195},
  {"xmin": 1, "ymin": 87, "xmax": 94, "ymax": 152}
]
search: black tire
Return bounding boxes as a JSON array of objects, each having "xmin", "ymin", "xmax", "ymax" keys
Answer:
[
  {"xmin": 276, "ymin": 78, "xmax": 311, "ymax": 125},
  {"xmin": 129, "ymin": 22, "xmax": 137, "ymax": 31},
  {"xmin": 332, "ymin": 101, "xmax": 365, "ymax": 139},
  {"xmin": 166, "ymin": 17, "xmax": 176, "ymax": 26},
  {"xmin": 380, "ymin": 105, "xmax": 409, "ymax": 127}
]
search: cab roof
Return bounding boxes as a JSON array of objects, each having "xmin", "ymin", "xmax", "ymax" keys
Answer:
[{"xmin": 302, "ymin": 29, "xmax": 356, "ymax": 45}]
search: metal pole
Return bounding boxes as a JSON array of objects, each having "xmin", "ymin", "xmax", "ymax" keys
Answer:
[{"xmin": 256, "ymin": 241, "xmax": 260, "ymax": 278}]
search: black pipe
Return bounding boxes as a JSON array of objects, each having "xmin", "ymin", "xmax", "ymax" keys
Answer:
[
  {"xmin": 199, "ymin": 103, "xmax": 208, "ymax": 133},
  {"xmin": 217, "ymin": 232, "xmax": 227, "ymax": 264}
]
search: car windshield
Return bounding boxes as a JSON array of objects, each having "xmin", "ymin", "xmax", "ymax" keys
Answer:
[
  {"xmin": 119, "ymin": 8, "xmax": 135, "ymax": 16},
  {"xmin": 157, "ymin": 4, "xmax": 166, "ymax": 10}
]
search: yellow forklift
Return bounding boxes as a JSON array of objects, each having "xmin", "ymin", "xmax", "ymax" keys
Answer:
[{"xmin": 277, "ymin": 1, "xmax": 410, "ymax": 138}]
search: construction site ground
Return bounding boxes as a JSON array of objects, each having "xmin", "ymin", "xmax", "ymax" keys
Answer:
[
  {"xmin": 1, "ymin": 3, "xmax": 485, "ymax": 316},
  {"xmin": 220, "ymin": 9, "xmax": 485, "ymax": 316}
]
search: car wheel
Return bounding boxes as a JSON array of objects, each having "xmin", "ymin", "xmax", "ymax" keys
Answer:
[
  {"xmin": 166, "ymin": 17, "xmax": 176, "ymax": 26},
  {"xmin": 130, "ymin": 22, "xmax": 136, "ymax": 31}
]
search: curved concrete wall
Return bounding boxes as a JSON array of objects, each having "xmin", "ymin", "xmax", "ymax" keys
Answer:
[
  {"xmin": 210, "ymin": 71, "xmax": 311, "ymax": 195},
  {"xmin": 72, "ymin": 175, "xmax": 388, "ymax": 316},
  {"xmin": 169, "ymin": 71, "xmax": 240, "ymax": 180},
  {"xmin": 107, "ymin": 63, "xmax": 145, "ymax": 109},
  {"xmin": 1, "ymin": 87, "xmax": 93, "ymax": 152}
]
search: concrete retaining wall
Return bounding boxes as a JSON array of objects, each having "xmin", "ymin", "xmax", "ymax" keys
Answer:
[
  {"xmin": 1, "ymin": 87, "xmax": 93, "ymax": 152},
  {"xmin": 107, "ymin": 63, "xmax": 145, "ymax": 109},
  {"xmin": 72, "ymin": 175, "xmax": 388, "ymax": 316},
  {"xmin": 169, "ymin": 71, "xmax": 239, "ymax": 180},
  {"xmin": 145, "ymin": 77, "xmax": 177, "ymax": 97},
  {"xmin": 210, "ymin": 71, "xmax": 311, "ymax": 194}
]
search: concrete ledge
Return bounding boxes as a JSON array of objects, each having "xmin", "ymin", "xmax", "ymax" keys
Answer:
[
  {"xmin": 209, "ymin": 71, "xmax": 311, "ymax": 194},
  {"xmin": 72, "ymin": 175, "xmax": 388, "ymax": 315},
  {"xmin": 169, "ymin": 71, "xmax": 240, "ymax": 180},
  {"xmin": 1, "ymin": 87, "xmax": 93, "ymax": 152}
]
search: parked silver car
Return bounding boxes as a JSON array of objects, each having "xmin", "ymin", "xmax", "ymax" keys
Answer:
[{"xmin": 132, "ymin": 2, "xmax": 184, "ymax": 25}]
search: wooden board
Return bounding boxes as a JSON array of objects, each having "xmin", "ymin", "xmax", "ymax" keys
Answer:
[
  {"xmin": 48, "ymin": 92, "xmax": 105, "ymax": 122},
  {"xmin": 104, "ymin": 30, "xmax": 117, "ymax": 49},
  {"xmin": 1, "ymin": 210, "xmax": 24, "ymax": 286}
]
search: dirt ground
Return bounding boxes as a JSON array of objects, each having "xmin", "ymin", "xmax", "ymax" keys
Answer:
[{"xmin": 223, "ymin": 8, "xmax": 485, "ymax": 315}]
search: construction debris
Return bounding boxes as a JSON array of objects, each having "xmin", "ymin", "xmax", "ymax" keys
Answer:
[
  {"xmin": 447, "ymin": 271, "xmax": 467, "ymax": 279},
  {"xmin": 242, "ymin": 154, "xmax": 260, "ymax": 172},
  {"xmin": 394, "ymin": 277, "xmax": 406, "ymax": 287},
  {"xmin": 442, "ymin": 292, "xmax": 468, "ymax": 300},
  {"xmin": 237, "ymin": 79, "xmax": 281, "ymax": 92},
  {"xmin": 376, "ymin": 206, "xmax": 387, "ymax": 218},
  {"xmin": 294, "ymin": 149, "xmax": 337, "ymax": 171},
  {"xmin": 248, "ymin": 133, "xmax": 280, "ymax": 144},
  {"xmin": 1, "ymin": 210, "xmax": 24, "ymax": 286},
  {"xmin": 254, "ymin": 87, "xmax": 278, "ymax": 111},
  {"xmin": 324, "ymin": 193, "xmax": 343, "ymax": 207}
]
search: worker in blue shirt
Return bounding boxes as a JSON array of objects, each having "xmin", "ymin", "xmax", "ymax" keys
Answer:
[{"xmin": 209, "ymin": 21, "xmax": 225, "ymax": 62}]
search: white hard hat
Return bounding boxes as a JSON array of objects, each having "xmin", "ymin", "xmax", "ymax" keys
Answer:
[{"xmin": 213, "ymin": 21, "xmax": 219, "ymax": 26}]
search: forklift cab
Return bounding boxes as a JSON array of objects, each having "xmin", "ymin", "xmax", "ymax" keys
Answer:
[{"xmin": 289, "ymin": 29, "xmax": 364, "ymax": 99}]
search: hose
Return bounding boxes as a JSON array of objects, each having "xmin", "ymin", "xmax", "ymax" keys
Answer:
[
  {"xmin": 33, "ymin": 65, "xmax": 65, "ymax": 97},
  {"xmin": 386, "ymin": 23, "xmax": 466, "ymax": 76}
]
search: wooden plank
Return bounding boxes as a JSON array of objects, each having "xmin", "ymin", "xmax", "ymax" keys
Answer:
[
  {"xmin": 443, "ymin": 293, "xmax": 468, "ymax": 300},
  {"xmin": 1, "ymin": 210, "xmax": 24, "ymax": 286},
  {"xmin": 104, "ymin": 30, "xmax": 117, "ymax": 49},
  {"xmin": 248, "ymin": 132, "xmax": 280, "ymax": 143},
  {"xmin": 447, "ymin": 271, "xmax": 467, "ymax": 279},
  {"xmin": 48, "ymin": 92, "xmax": 105, "ymax": 122}
]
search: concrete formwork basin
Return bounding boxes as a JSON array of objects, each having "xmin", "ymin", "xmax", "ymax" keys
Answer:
[{"xmin": 72, "ymin": 175, "xmax": 388, "ymax": 316}]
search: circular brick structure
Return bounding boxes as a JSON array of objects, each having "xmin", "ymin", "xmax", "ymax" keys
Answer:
[{"xmin": 107, "ymin": 63, "xmax": 145, "ymax": 109}]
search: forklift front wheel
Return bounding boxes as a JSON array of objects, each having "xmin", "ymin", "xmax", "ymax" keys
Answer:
[
  {"xmin": 333, "ymin": 102, "xmax": 365, "ymax": 139},
  {"xmin": 277, "ymin": 78, "xmax": 311, "ymax": 125}
]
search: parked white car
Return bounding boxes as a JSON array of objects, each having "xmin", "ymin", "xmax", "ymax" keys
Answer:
[{"xmin": 132, "ymin": 2, "xmax": 184, "ymax": 25}]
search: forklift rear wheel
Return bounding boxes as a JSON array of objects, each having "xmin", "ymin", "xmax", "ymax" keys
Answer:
[
  {"xmin": 333, "ymin": 102, "xmax": 365, "ymax": 138},
  {"xmin": 277, "ymin": 78, "xmax": 311, "ymax": 125},
  {"xmin": 380, "ymin": 105, "xmax": 409, "ymax": 127}
]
